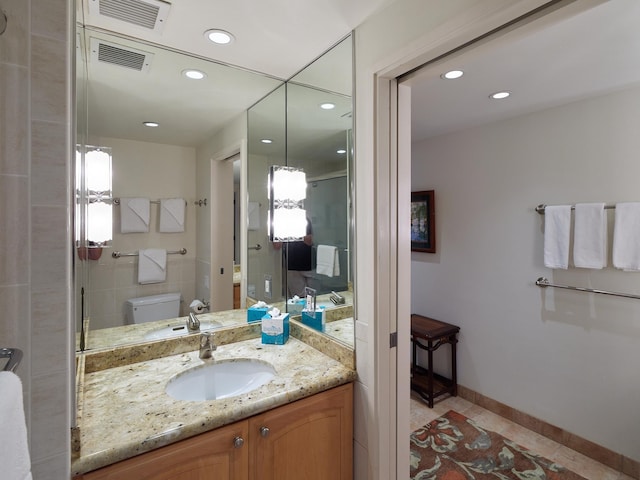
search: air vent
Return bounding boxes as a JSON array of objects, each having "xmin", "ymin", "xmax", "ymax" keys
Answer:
[
  {"xmin": 90, "ymin": 37, "xmax": 154, "ymax": 72},
  {"xmin": 89, "ymin": 0, "xmax": 171, "ymax": 32}
]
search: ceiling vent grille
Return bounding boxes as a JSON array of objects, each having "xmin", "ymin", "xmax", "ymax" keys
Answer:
[
  {"xmin": 89, "ymin": 0, "xmax": 171, "ymax": 32},
  {"xmin": 90, "ymin": 37, "xmax": 154, "ymax": 72}
]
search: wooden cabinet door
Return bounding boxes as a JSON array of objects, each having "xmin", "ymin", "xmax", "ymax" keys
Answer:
[
  {"xmin": 81, "ymin": 421, "xmax": 249, "ymax": 480},
  {"xmin": 248, "ymin": 383, "xmax": 353, "ymax": 480}
]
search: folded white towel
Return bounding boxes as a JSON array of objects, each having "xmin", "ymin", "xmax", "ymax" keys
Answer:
[
  {"xmin": 573, "ymin": 203, "xmax": 607, "ymax": 269},
  {"xmin": 159, "ymin": 198, "xmax": 185, "ymax": 233},
  {"xmin": 0, "ymin": 372, "xmax": 32, "ymax": 480},
  {"xmin": 138, "ymin": 248, "xmax": 167, "ymax": 284},
  {"xmin": 613, "ymin": 202, "xmax": 640, "ymax": 271},
  {"xmin": 544, "ymin": 205, "xmax": 571, "ymax": 269},
  {"xmin": 316, "ymin": 245, "xmax": 340, "ymax": 277},
  {"xmin": 120, "ymin": 198, "xmax": 150, "ymax": 233}
]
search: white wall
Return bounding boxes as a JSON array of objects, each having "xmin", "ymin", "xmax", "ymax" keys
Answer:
[
  {"xmin": 412, "ymin": 85, "xmax": 640, "ymax": 461},
  {"xmin": 85, "ymin": 137, "xmax": 197, "ymax": 329}
]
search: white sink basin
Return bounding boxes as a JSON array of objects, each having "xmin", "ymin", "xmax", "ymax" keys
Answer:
[
  {"xmin": 165, "ymin": 359, "xmax": 276, "ymax": 401},
  {"xmin": 144, "ymin": 321, "xmax": 222, "ymax": 341}
]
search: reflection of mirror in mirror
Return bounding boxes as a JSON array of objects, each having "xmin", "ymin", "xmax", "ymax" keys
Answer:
[
  {"xmin": 246, "ymin": 35, "xmax": 354, "ymax": 345},
  {"xmin": 75, "ymin": 24, "xmax": 355, "ymax": 351}
]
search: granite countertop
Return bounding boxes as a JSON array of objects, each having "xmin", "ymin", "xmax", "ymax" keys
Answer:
[{"xmin": 72, "ymin": 335, "xmax": 356, "ymax": 475}]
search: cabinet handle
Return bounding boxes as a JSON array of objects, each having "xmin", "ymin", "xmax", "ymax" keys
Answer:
[
  {"xmin": 233, "ymin": 436, "xmax": 245, "ymax": 448},
  {"xmin": 260, "ymin": 426, "xmax": 270, "ymax": 438}
]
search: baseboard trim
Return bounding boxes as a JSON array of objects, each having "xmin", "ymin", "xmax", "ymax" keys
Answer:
[{"xmin": 457, "ymin": 385, "xmax": 639, "ymax": 479}]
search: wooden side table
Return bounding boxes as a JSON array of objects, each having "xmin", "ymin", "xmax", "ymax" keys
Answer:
[{"xmin": 411, "ymin": 314, "xmax": 460, "ymax": 408}]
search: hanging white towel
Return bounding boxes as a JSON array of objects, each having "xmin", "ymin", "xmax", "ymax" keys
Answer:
[
  {"xmin": 159, "ymin": 198, "xmax": 186, "ymax": 233},
  {"xmin": 138, "ymin": 248, "xmax": 167, "ymax": 284},
  {"xmin": 573, "ymin": 203, "xmax": 607, "ymax": 269},
  {"xmin": 0, "ymin": 372, "xmax": 32, "ymax": 480},
  {"xmin": 316, "ymin": 245, "xmax": 340, "ymax": 277},
  {"xmin": 543, "ymin": 205, "xmax": 571, "ymax": 269},
  {"xmin": 613, "ymin": 202, "xmax": 640, "ymax": 271},
  {"xmin": 120, "ymin": 198, "xmax": 150, "ymax": 233}
]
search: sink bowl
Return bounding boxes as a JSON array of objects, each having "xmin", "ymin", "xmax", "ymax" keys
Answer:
[
  {"xmin": 144, "ymin": 321, "xmax": 222, "ymax": 341},
  {"xmin": 165, "ymin": 359, "xmax": 276, "ymax": 401}
]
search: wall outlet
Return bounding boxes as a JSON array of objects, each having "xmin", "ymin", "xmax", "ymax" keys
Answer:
[
  {"xmin": 264, "ymin": 275, "xmax": 272, "ymax": 299},
  {"xmin": 248, "ymin": 284, "xmax": 256, "ymax": 298}
]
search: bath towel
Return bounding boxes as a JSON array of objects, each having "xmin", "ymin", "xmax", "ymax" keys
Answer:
[
  {"xmin": 573, "ymin": 203, "xmax": 607, "ymax": 269},
  {"xmin": 138, "ymin": 248, "xmax": 167, "ymax": 284},
  {"xmin": 0, "ymin": 372, "xmax": 32, "ymax": 480},
  {"xmin": 613, "ymin": 202, "xmax": 640, "ymax": 271},
  {"xmin": 120, "ymin": 197, "xmax": 150, "ymax": 233},
  {"xmin": 159, "ymin": 198, "xmax": 186, "ymax": 232},
  {"xmin": 316, "ymin": 245, "xmax": 340, "ymax": 277},
  {"xmin": 543, "ymin": 205, "xmax": 571, "ymax": 269}
]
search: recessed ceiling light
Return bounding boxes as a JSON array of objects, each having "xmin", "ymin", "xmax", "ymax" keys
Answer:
[
  {"xmin": 182, "ymin": 69, "xmax": 206, "ymax": 80},
  {"xmin": 490, "ymin": 91, "xmax": 511, "ymax": 100},
  {"xmin": 320, "ymin": 103, "xmax": 335, "ymax": 110},
  {"xmin": 441, "ymin": 70, "xmax": 464, "ymax": 80},
  {"xmin": 143, "ymin": 121, "xmax": 159, "ymax": 127},
  {"xmin": 261, "ymin": 139, "xmax": 273, "ymax": 144},
  {"xmin": 337, "ymin": 149, "xmax": 347, "ymax": 154},
  {"xmin": 204, "ymin": 29, "xmax": 235, "ymax": 45}
]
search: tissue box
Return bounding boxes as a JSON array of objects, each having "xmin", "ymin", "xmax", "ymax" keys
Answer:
[
  {"xmin": 248, "ymin": 304, "xmax": 270, "ymax": 323},
  {"xmin": 287, "ymin": 298, "xmax": 305, "ymax": 316},
  {"xmin": 261, "ymin": 312, "xmax": 290, "ymax": 345},
  {"xmin": 300, "ymin": 307, "xmax": 326, "ymax": 333}
]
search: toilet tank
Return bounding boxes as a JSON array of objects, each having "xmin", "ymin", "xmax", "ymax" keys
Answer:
[{"xmin": 125, "ymin": 293, "xmax": 181, "ymax": 324}]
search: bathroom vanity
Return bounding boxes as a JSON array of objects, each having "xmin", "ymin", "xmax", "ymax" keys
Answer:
[{"xmin": 72, "ymin": 320, "xmax": 356, "ymax": 479}]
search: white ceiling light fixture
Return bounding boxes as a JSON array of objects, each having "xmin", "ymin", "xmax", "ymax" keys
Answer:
[
  {"xmin": 205, "ymin": 29, "xmax": 235, "ymax": 45},
  {"xmin": 337, "ymin": 149, "xmax": 346, "ymax": 154},
  {"xmin": 490, "ymin": 91, "xmax": 511, "ymax": 100},
  {"xmin": 320, "ymin": 102, "xmax": 336, "ymax": 110},
  {"xmin": 143, "ymin": 121, "xmax": 159, "ymax": 127},
  {"xmin": 441, "ymin": 70, "xmax": 464, "ymax": 80},
  {"xmin": 182, "ymin": 69, "xmax": 206, "ymax": 80},
  {"xmin": 261, "ymin": 139, "xmax": 273, "ymax": 144}
]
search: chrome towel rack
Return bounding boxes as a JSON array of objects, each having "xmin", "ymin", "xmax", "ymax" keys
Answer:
[
  {"xmin": 112, "ymin": 248, "xmax": 187, "ymax": 258},
  {"xmin": 535, "ymin": 203, "xmax": 616, "ymax": 214},
  {"xmin": 535, "ymin": 277, "xmax": 640, "ymax": 300},
  {"xmin": 248, "ymin": 244, "xmax": 262, "ymax": 251},
  {"xmin": 1, "ymin": 348, "xmax": 23, "ymax": 373}
]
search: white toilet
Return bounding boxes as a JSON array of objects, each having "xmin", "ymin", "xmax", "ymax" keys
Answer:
[{"xmin": 125, "ymin": 293, "xmax": 181, "ymax": 324}]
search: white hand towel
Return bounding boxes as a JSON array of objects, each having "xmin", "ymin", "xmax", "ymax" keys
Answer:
[
  {"xmin": 159, "ymin": 198, "xmax": 186, "ymax": 233},
  {"xmin": 316, "ymin": 245, "xmax": 340, "ymax": 277},
  {"xmin": 613, "ymin": 202, "xmax": 640, "ymax": 271},
  {"xmin": 138, "ymin": 248, "xmax": 167, "ymax": 284},
  {"xmin": 0, "ymin": 372, "xmax": 32, "ymax": 480},
  {"xmin": 543, "ymin": 205, "xmax": 571, "ymax": 269},
  {"xmin": 573, "ymin": 203, "xmax": 607, "ymax": 269},
  {"xmin": 120, "ymin": 198, "xmax": 150, "ymax": 233}
]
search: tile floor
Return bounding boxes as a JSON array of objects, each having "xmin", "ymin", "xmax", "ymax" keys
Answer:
[{"xmin": 410, "ymin": 392, "xmax": 634, "ymax": 480}]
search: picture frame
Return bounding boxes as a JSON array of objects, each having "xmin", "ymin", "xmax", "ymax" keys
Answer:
[{"xmin": 411, "ymin": 190, "xmax": 435, "ymax": 253}]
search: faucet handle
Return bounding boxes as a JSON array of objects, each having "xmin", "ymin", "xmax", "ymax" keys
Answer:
[{"xmin": 199, "ymin": 331, "xmax": 216, "ymax": 360}]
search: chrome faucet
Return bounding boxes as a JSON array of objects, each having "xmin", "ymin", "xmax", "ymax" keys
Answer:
[
  {"xmin": 330, "ymin": 291, "xmax": 345, "ymax": 305},
  {"xmin": 187, "ymin": 312, "xmax": 200, "ymax": 332},
  {"xmin": 199, "ymin": 332, "xmax": 216, "ymax": 361}
]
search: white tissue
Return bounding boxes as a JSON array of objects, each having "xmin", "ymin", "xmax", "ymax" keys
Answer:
[
  {"xmin": 189, "ymin": 299, "xmax": 206, "ymax": 313},
  {"xmin": 254, "ymin": 301, "xmax": 268, "ymax": 308},
  {"xmin": 288, "ymin": 295, "xmax": 300, "ymax": 304},
  {"xmin": 268, "ymin": 307, "xmax": 281, "ymax": 317}
]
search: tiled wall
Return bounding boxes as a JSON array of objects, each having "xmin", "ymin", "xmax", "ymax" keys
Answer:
[{"xmin": 0, "ymin": 0, "xmax": 72, "ymax": 478}]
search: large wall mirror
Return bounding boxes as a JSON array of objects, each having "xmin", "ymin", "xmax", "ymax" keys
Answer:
[
  {"xmin": 247, "ymin": 36, "xmax": 354, "ymax": 346},
  {"xmin": 75, "ymin": 5, "xmax": 355, "ymax": 351}
]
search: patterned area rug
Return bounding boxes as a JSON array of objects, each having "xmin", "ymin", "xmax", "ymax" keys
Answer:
[{"xmin": 410, "ymin": 410, "xmax": 587, "ymax": 479}]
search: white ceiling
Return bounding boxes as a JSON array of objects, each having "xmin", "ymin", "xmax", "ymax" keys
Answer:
[{"xmin": 408, "ymin": 0, "xmax": 640, "ymax": 142}]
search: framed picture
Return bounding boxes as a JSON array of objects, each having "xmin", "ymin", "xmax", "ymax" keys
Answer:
[{"xmin": 411, "ymin": 190, "xmax": 435, "ymax": 253}]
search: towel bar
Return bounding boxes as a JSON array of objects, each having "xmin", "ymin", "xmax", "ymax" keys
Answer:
[
  {"xmin": 248, "ymin": 244, "xmax": 262, "ymax": 251},
  {"xmin": 535, "ymin": 203, "xmax": 616, "ymax": 214},
  {"xmin": 112, "ymin": 248, "xmax": 187, "ymax": 258},
  {"xmin": 1, "ymin": 348, "xmax": 23, "ymax": 373},
  {"xmin": 535, "ymin": 277, "xmax": 640, "ymax": 300}
]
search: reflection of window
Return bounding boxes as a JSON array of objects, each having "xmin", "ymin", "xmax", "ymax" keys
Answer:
[
  {"xmin": 85, "ymin": 147, "xmax": 113, "ymax": 247},
  {"xmin": 268, "ymin": 166, "xmax": 307, "ymax": 242}
]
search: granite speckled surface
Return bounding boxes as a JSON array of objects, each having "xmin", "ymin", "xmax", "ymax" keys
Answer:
[{"xmin": 72, "ymin": 336, "xmax": 356, "ymax": 475}]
